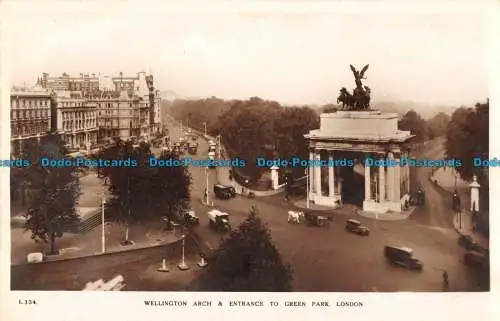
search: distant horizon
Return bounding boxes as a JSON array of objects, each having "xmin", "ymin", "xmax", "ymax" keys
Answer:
[
  {"xmin": 10, "ymin": 78, "xmax": 486, "ymax": 109},
  {"xmin": 3, "ymin": 3, "xmax": 491, "ymax": 108},
  {"xmin": 159, "ymin": 92, "xmax": 486, "ymax": 108}
]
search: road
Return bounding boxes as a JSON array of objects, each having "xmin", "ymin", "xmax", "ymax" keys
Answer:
[
  {"xmin": 408, "ymin": 137, "xmax": 455, "ymax": 228},
  {"xmin": 163, "ymin": 119, "xmax": 487, "ymax": 291},
  {"xmin": 12, "ymin": 121, "xmax": 485, "ymax": 291}
]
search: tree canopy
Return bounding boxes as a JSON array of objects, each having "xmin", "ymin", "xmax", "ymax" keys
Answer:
[
  {"xmin": 100, "ymin": 140, "xmax": 191, "ymax": 223},
  {"xmin": 445, "ymin": 101, "xmax": 489, "ymax": 182},
  {"xmin": 20, "ymin": 133, "xmax": 81, "ymax": 254},
  {"xmin": 197, "ymin": 205, "xmax": 293, "ymax": 291},
  {"xmin": 426, "ymin": 112, "xmax": 451, "ymax": 139},
  {"xmin": 166, "ymin": 96, "xmax": 319, "ymax": 182},
  {"xmin": 398, "ymin": 109, "xmax": 428, "ymax": 142}
]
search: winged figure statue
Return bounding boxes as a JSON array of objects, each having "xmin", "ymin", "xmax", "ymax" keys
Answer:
[{"xmin": 350, "ymin": 64, "xmax": 369, "ymax": 90}]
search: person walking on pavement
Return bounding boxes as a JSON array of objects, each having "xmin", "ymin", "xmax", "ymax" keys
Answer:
[{"xmin": 442, "ymin": 270, "xmax": 449, "ymax": 291}]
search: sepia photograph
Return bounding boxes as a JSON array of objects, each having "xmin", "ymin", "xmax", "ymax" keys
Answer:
[{"xmin": 0, "ymin": 1, "xmax": 498, "ymax": 321}]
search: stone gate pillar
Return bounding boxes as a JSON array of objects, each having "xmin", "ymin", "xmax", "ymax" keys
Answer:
[{"xmin": 469, "ymin": 175, "xmax": 480, "ymax": 212}]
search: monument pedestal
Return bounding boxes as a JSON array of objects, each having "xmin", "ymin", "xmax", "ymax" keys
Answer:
[
  {"xmin": 311, "ymin": 193, "xmax": 342, "ymax": 208},
  {"xmin": 363, "ymin": 200, "xmax": 402, "ymax": 214}
]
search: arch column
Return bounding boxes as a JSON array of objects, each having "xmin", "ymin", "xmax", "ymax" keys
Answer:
[
  {"xmin": 364, "ymin": 154, "xmax": 371, "ymax": 201},
  {"xmin": 328, "ymin": 152, "xmax": 335, "ymax": 197},
  {"xmin": 315, "ymin": 151, "xmax": 322, "ymax": 196},
  {"xmin": 394, "ymin": 153, "xmax": 401, "ymax": 201},
  {"xmin": 378, "ymin": 156, "xmax": 385, "ymax": 202},
  {"xmin": 387, "ymin": 152, "xmax": 395, "ymax": 201},
  {"xmin": 309, "ymin": 150, "xmax": 314, "ymax": 195}
]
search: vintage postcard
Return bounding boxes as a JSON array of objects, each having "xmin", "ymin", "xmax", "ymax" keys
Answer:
[{"xmin": 0, "ymin": 1, "xmax": 498, "ymax": 321}]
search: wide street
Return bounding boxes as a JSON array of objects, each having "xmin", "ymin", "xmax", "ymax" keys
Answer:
[
  {"xmin": 11, "ymin": 119, "xmax": 486, "ymax": 291},
  {"xmin": 163, "ymin": 117, "xmax": 486, "ymax": 292}
]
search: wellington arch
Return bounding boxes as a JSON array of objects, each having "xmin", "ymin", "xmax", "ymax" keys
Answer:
[{"xmin": 304, "ymin": 110, "xmax": 415, "ymax": 215}]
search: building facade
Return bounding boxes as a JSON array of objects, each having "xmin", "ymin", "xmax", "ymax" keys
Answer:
[
  {"xmin": 10, "ymin": 87, "xmax": 52, "ymax": 155},
  {"xmin": 85, "ymin": 89, "xmax": 151, "ymax": 142},
  {"xmin": 39, "ymin": 71, "xmax": 161, "ymax": 143},
  {"xmin": 38, "ymin": 72, "xmax": 100, "ymax": 92},
  {"xmin": 52, "ymin": 91, "xmax": 98, "ymax": 151}
]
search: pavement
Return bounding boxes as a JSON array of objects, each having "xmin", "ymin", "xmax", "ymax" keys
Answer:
[
  {"xmin": 11, "ymin": 170, "xmax": 181, "ymax": 264},
  {"xmin": 431, "ymin": 167, "xmax": 488, "ymax": 249},
  {"xmin": 357, "ymin": 206, "xmax": 417, "ymax": 221}
]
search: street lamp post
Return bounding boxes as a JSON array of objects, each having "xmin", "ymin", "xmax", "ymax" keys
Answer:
[
  {"xmin": 177, "ymin": 234, "xmax": 189, "ymax": 271},
  {"xmin": 205, "ymin": 167, "xmax": 210, "ymax": 205},
  {"xmin": 101, "ymin": 197, "xmax": 106, "ymax": 253},
  {"xmin": 203, "ymin": 122, "xmax": 207, "ymax": 136}
]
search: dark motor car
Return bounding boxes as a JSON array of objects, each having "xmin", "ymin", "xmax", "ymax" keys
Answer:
[
  {"xmin": 213, "ymin": 184, "xmax": 236, "ymax": 199},
  {"xmin": 345, "ymin": 219, "xmax": 370, "ymax": 236},
  {"xmin": 384, "ymin": 246, "xmax": 423, "ymax": 271},
  {"xmin": 463, "ymin": 252, "xmax": 488, "ymax": 269},
  {"xmin": 207, "ymin": 209, "xmax": 231, "ymax": 232},
  {"xmin": 458, "ymin": 235, "xmax": 485, "ymax": 253},
  {"xmin": 304, "ymin": 211, "xmax": 331, "ymax": 227},
  {"xmin": 182, "ymin": 210, "xmax": 199, "ymax": 227}
]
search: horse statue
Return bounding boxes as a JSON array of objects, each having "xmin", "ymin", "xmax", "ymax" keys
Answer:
[
  {"xmin": 363, "ymin": 86, "xmax": 371, "ymax": 109},
  {"xmin": 337, "ymin": 87, "xmax": 355, "ymax": 109}
]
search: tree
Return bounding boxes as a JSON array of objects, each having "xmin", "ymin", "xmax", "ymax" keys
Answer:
[
  {"xmin": 426, "ymin": 112, "xmax": 451, "ymax": 139},
  {"xmin": 153, "ymin": 149, "xmax": 192, "ymax": 224},
  {"xmin": 398, "ymin": 109, "xmax": 428, "ymax": 142},
  {"xmin": 274, "ymin": 107, "xmax": 319, "ymax": 178},
  {"xmin": 445, "ymin": 100, "xmax": 489, "ymax": 208},
  {"xmin": 101, "ymin": 140, "xmax": 192, "ymax": 241},
  {"xmin": 103, "ymin": 140, "xmax": 155, "ymax": 243},
  {"xmin": 197, "ymin": 205, "xmax": 293, "ymax": 291},
  {"xmin": 21, "ymin": 134, "xmax": 81, "ymax": 255}
]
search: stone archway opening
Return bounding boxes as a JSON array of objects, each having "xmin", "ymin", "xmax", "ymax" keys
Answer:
[{"xmin": 337, "ymin": 151, "xmax": 365, "ymax": 206}]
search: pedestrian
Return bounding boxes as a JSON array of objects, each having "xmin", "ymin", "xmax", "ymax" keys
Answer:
[{"xmin": 442, "ymin": 271, "xmax": 449, "ymax": 291}]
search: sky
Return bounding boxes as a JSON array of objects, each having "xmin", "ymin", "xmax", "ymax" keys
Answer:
[{"xmin": 0, "ymin": 1, "xmax": 493, "ymax": 106}]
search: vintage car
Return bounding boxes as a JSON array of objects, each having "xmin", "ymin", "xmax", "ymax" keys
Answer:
[
  {"xmin": 458, "ymin": 235, "xmax": 485, "ymax": 253},
  {"xmin": 208, "ymin": 140, "xmax": 217, "ymax": 153},
  {"xmin": 384, "ymin": 246, "xmax": 423, "ymax": 271},
  {"xmin": 410, "ymin": 187, "xmax": 426, "ymax": 206},
  {"xmin": 345, "ymin": 219, "xmax": 370, "ymax": 236},
  {"xmin": 213, "ymin": 184, "xmax": 236, "ymax": 199},
  {"xmin": 181, "ymin": 210, "xmax": 199, "ymax": 227},
  {"xmin": 463, "ymin": 252, "xmax": 487, "ymax": 269},
  {"xmin": 207, "ymin": 209, "xmax": 231, "ymax": 232},
  {"xmin": 188, "ymin": 142, "xmax": 198, "ymax": 155},
  {"xmin": 304, "ymin": 211, "xmax": 331, "ymax": 227}
]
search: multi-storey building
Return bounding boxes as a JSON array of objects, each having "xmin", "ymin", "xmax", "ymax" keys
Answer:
[
  {"xmin": 39, "ymin": 71, "xmax": 161, "ymax": 142},
  {"xmin": 10, "ymin": 87, "xmax": 52, "ymax": 154},
  {"xmin": 37, "ymin": 72, "xmax": 100, "ymax": 92},
  {"xmin": 51, "ymin": 91, "xmax": 98, "ymax": 151},
  {"xmin": 85, "ymin": 89, "xmax": 152, "ymax": 142}
]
